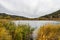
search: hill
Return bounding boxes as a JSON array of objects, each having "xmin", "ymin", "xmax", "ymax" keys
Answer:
[
  {"xmin": 0, "ymin": 13, "xmax": 29, "ymax": 20},
  {"xmin": 0, "ymin": 10, "xmax": 60, "ymax": 20},
  {"xmin": 38, "ymin": 10, "xmax": 60, "ymax": 20}
]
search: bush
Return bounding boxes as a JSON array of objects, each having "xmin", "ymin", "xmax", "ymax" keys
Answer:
[
  {"xmin": 14, "ymin": 24, "xmax": 34, "ymax": 40},
  {"xmin": 0, "ymin": 27, "xmax": 12, "ymax": 40},
  {"xmin": 0, "ymin": 21, "xmax": 34, "ymax": 40},
  {"xmin": 36, "ymin": 24, "xmax": 60, "ymax": 40}
]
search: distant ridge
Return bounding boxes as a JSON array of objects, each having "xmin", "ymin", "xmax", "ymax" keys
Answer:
[
  {"xmin": 40, "ymin": 10, "xmax": 60, "ymax": 18},
  {"xmin": 0, "ymin": 10, "xmax": 60, "ymax": 20},
  {"xmin": 37, "ymin": 10, "xmax": 60, "ymax": 20},
  {"xmin": 0, "ymin": 13, "xmax": 29, "ymax": 20}
]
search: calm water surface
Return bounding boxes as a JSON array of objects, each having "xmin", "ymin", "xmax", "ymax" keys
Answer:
[
  {"xmin": 13, "ymin": 20, "xmax": 60, "ymax": 40},
  {"xmin": 14, "ymin": 20, "xmax": 60, "ymax": 28}
]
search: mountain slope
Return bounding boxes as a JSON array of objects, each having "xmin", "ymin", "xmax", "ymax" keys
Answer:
[
  {"xmin": 0, "ymin": 13, "xmax": 29, "ymax": 20},
  {"xmin": 0, "ymin": 10, "xmax": 60, "ymax": 20},
  {"xmin": 38, "ymin": 10, "xmax": 60, "ymax": 20}
]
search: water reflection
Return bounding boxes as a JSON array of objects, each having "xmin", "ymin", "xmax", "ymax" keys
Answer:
[
  {"xmin": 13, "ymin": 20, "xmax": 60, "ymax": 28},
  {"xmin": 13, "ymin": 20, "xmax": 60, "ymax": 40}
]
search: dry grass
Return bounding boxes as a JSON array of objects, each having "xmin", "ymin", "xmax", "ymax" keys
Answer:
[{"xmin": 37, "ymin": 24, "xmax": 60, "ymax": 40}]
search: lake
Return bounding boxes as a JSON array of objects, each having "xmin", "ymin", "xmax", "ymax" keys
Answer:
[
  {"xmin": 14, "ymin": 20, "xmax": 60, "ymax": 28},
  {"xmin": 13, "ymin": 20, "xmax": 60, "ymax": 40}
]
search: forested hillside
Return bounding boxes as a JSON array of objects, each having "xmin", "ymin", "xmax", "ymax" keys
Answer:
[
  {"xmin": 38, "ymin": 10, "xmax": 60, "ymax": 20},
  {"xmin": 0, "ymin": 13, "xmax": 29, "ymax": 20}
]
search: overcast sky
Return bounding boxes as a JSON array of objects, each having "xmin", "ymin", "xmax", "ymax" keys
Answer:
[{"xmin": 0, "ymin": 0, "xmax": 60, "ymax": 18}]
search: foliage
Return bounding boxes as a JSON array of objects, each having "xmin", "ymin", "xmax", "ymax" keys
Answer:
[
  {"xmin": 0, "ymin": 13, "xmax": 29, "ymax": 20},
  {"xmin": 39, "ymin": 10, "xmax": 60, "ymax": 20},
  {"xmin": 37, "ymin": 24, "xmax": 60, "ymax": 40},
  {"xmin": 0, "ymin": 21, "xmax": 34, "ymax": 40},
  {"xmin": 14, "ymin": 25, "xmax": 32, "ymax": 40},
  {"xmin": 0, "ymin": 27, "xmax": 12, "ymax": 40}
]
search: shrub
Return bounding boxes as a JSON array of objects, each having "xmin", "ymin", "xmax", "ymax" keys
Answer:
[
  {"xmin": 0, "ymin": 21, "xmax": 34, "ymax": 40},
  {"xmin": 37, "ymin": 24, "xmax": 60, "ymax": 40},
  {"xmin": 14, "ymin": 24, "xmax": 34, "ymax": 40},
  {"xmin": 0, "ymin": 27, "xmax": 12, "ymax": 40}
]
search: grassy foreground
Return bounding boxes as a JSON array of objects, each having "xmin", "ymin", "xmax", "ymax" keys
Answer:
[
  {"xmin": 0, "ymin": 21, "xmax": 60, "ymax": 40},
  {"xmin": 37, "ymin": 24, "xmax": 60, "ymax": 40},
  {"xmin": 0, "ymin": 21, "xmax": 34, "ymax": 40}
]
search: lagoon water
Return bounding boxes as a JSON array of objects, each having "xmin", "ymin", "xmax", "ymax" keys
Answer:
[
  {"xmin": 14, "ymin": 20, "xmax": 60, "ymax": 28},
  {"xmin": 13, "ymin": 20, "xmax": 60, "ymax": 40}
]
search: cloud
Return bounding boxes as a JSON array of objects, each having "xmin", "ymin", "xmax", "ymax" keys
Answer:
[{"xmin": 0, "ymin": 0, "xmax": 60, "ymax": 18}]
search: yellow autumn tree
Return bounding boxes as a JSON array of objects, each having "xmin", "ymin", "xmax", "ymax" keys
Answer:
[
  {"xmin": 0, "ymin": 27, "xmax": 12, "ymax": 40},
  {"xmin": 37, "ymin": 24, "xmax": 60, "ymax": 40}
]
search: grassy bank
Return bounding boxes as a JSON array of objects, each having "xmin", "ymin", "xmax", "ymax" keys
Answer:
[
  {"xmin": 0, "ymin": 21, "xmax": 34, "ymax": 40},
  {"xmin": 37, "ymin": 24, "xmax": 60, "ymax": 40},
  {"xmin": 0, "ymin": 21, "xmax": 60, "ymax": 40}
]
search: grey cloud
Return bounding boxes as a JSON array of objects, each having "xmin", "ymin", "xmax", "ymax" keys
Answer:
[{"xmin": 0, "ymin": 0, "xmax": 60, "ymax": 18}]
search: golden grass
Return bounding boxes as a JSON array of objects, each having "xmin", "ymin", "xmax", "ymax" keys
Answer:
[{"xmin": 37, "ymin": 24, "xmax": 60, "ymax": 40}]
